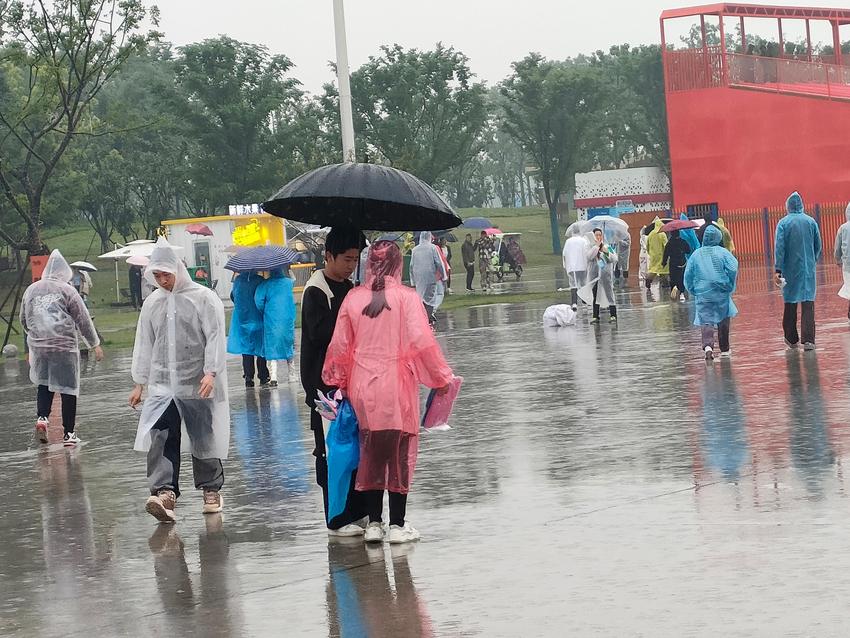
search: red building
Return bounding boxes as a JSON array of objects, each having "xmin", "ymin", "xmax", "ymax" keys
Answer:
[{"xmin": 661, "ymin": 3, "xmax": 850, "ymax": 212}]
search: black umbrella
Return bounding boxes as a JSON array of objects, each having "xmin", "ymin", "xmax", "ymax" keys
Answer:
[{"xmin": 263, "ymin": 163, "xmax": 461, "ymax": 231}]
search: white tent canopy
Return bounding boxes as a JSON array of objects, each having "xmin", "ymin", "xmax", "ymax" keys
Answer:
[{"xmin": 98, "ymin": 240, "xmax": 183, "ymax": 303}]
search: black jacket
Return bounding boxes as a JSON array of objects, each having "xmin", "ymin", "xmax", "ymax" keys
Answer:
[{"xmin": 299, "ymin": 272, "xmax": 353, "ymax": 420}]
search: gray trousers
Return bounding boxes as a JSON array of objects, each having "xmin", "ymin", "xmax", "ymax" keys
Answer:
[{"xmin": 147, "ymin": 400, "xmax": 224, "ymax": 498}]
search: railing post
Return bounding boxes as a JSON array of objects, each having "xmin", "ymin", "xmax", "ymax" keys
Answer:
[
  {"xmin": 814, "ymin": 203, "xmax": 822, "ymax": 263},
  {"xmin": 762, "ymin": 207, "xmax": 772, "ymax": 269}
]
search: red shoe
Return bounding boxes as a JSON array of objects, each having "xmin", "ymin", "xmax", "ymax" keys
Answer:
[{"xmin": 35, "ymin": 418, "xmax": 48, "ymax": 444}]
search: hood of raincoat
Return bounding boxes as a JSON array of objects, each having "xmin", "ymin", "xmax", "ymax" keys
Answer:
[
  {"xmin": 703, "ymin": 225, "xmax": 723, "ymax": 247},
  {"xmin": 42, "ymin": 250, "xmax": 73, "ymax": 283},
  {"xmin": 144, "ymin": 238, "xmax": 194, "ymax": 293},
  {"xmin": 786, "ymin": 191, "xmax": 804, "ymax": 215}
]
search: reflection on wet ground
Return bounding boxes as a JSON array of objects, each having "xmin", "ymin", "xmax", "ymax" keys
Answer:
[{"xmin": 3, "ymin": 266, "xmax": 850, "ymax": 636}]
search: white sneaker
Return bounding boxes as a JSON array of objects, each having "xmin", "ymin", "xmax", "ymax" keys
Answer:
[
  {"xmin": 388, "ymin": 523, "xmax": 420, "ymax": 544},
  {"xmin": 364, "ymin": 521, "xmax": 384, "ymax": 543},
  {"xmin": 803, "ymin": 342, "xmax": 815, "ymax": 351},
  {"xmin": 720, "ymin": 350, "xmax": 731, "ymax": 358},
  {"xmin": 328, "ymin": 518, "xmax": 368, "ymax": 537},
  {"xmin": 63, "ymin": 432, "xmax": 80, "ymax": 447},
  {"xmin": 679, "ymin": 294, "xmax": 686, "ymax": 302},
  {"xmin": 704, "ymin": 346, "xmax": 714, "ymax": 361}
]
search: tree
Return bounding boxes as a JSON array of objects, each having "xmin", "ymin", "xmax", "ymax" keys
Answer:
[
  {"xmin": 500, "ymin": 54, "xmax": 603, "ymax": 253},
  {"xmin": 590, "ymin": 45, "xmax": 670, "ymax": 176},
  {"xmin": 0, "ymin": 0, "xmax": 157, "ymax": 253},
  {"xmin": 340, "ymin": 43, "xmax": 490, "ymax": 186},
  {"xmin": 172, "ymin": 36, "xmax": 301, "ymax": 212}
]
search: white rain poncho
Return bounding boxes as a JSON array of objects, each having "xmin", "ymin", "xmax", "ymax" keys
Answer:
[
  {"xmin": 543, "ymin": 304, "xmax": 576, "ymax": 327},
  {"xmin": 20, "ymin": 250, "xmax": 99, "ymax": 396},
  {"xmin": 562, "ymin": 227, "xmax": 590, "ymax": 289},
  {"xmin": 835, "ymin": 203, "xmax": 850, "ymax": 299},
  {"xmin": 578, "ymin": 238, "xmax": 618, "ymax": 308},
  {"xmin": 409, "ymin": 231, "xmax": 447, "ymax": 309},
  {"xmin": 131, "ymin": 239, "xmax": 230, "ymax": 459}
]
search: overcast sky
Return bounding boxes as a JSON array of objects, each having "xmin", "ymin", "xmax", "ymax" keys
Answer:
[{"xmin": 151, "ymin": 0, "xmax": 850, "ymax": 94}]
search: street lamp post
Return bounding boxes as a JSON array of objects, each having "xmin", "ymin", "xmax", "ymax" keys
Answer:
[{"xmin": 332, "ymin": 0, "xmax": 356, "ymax": 163}]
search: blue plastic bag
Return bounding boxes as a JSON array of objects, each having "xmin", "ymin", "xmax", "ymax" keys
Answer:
[{"xmin": 326, "ymin": 399, "xmax": 360, "ymax": 522}]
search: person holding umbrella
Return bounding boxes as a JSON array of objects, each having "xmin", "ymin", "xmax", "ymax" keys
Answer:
[
  {"xmin": 301, "ymin": 227, "xmax": 369, "ymax": 537},
  {"xmin": 128, "ymin": 239, "xmax": 229, "ymax": 522},
  {"xmin": 322, "ymin": 240, "xmax": 454, "ymax": 544},
  {"xmin": 774, "ymin": 192, "xmax": 822, "ymax": 351},
  {"xmin": 410, "ymin": 231, "xmax": 447, "ymax": 325},
  {"xmin": 662, "ymin": 229, "xmax": 693, "ymax": 301},
  {"xmin": 227, "ymin": 272, "xmax": 269, "ymax": 388},
  {"xmin": 21, "ymin": 250, "xmax": 103, "ymax": 446},
  {"xmin": 254, "ymin": 268, "xmax": 297, "ymax": 385},
  {"xmin": 581, "ymin": 228, "xmax": 619, "ymax": 324}
]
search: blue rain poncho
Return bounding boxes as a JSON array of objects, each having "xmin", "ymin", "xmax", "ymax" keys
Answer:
[
  {"xmin": 834, "ymin": 203, "xmax": 850, "ymax": 299},
  {"xmin": 254, "ymin": 270, "xmax": 296, "ymax": 361},
  {"xmin": 679, "ymin": 213, "xmax": 700, "ymax": 253},
  {"xmin": 226, "ymin": 272, "xmax": 264, "ymax": 356},
  {"xmin": 409, "ymin": 231, "xmax": 447, "ymax": 309},
  {"xmin": 774, "ymin": 192, "xmax": 822, "ymax": 303},
  {"xmin": 684, "ymin": 225, "xmax": 739, "ymax": 325},
  {"xmin": 326, "ymin": 399, "xmax": 360, "ymax": 521}
]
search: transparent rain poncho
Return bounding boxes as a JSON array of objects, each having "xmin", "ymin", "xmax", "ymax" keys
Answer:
[
  {"xmin": 834, "ymin": 203, "xmax": 850, "ymax": 299},
  {"xmin": 562, "ymin": 225, "xmax": 590, "ymax": 289},
  {"xmin": 131, "ymin": 239, "xmax": 230, "ymax": 459},
  {"xmin": 322, "ymin": 241, "xmax": 453, "ymax": 493},
  {"xmin": 409, "ymin": 231, "xmax": 447, "ymax": 309},
  {"xmin": 578, "ymin": 237, "xmax": 617, "ymax": 308},
  {"xmin": 20, "ymin": 250, "xmax": 100, "ymax": 396},
  {"xmin": 679, "ymin": 213, "xmax": 700, "ymax": 253},
  {"xmin": 684, "ymin": 226, "xmax": 739, "ymax": 326},
  {"xmin": 774, "ymin": 191, "xmax": 822, "ymax": 303}
]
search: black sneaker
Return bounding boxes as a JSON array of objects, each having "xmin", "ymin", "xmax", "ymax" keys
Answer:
[{"xmin": 245, "ymin": 380, "xmax": 255, "ymax": 388}]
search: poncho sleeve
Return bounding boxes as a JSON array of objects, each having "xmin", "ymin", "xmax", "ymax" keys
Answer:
[
  {"xmin": 200, "ymin": 293, "xmax": 226, "ymax": 376},
  {"xmin": 131, "ymin": 300, "xmax": 156, "ymax": 385},
  {"xmin": 66, "ymin": 288, "xmax": 100, "ymax": 348},
  {"xmin": 403, "ymin": 293, "xmax": 453, "ymax": 389},
  {"xmin": 322, "ymin": 298, "xmax": 355, "ymax": 391}
]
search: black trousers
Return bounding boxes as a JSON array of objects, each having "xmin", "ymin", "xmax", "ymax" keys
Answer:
[
  {"xmin": 37, "ymin": 385, "xmax": 77, "ymax": 434},
  {"xmin": 241, "ymin": 355, "xmax": 269, "ymax": 383},
  {"xmin": 783, "ymin": 301, "xmax": 815, "ymax": 345},
  {"xmin": 311, "ymin": 411, "xmax": 366, "ymax": 529},
  {"xmin": 361, "ymin": 489, "xmax": 408, "ymax": 527},
  {"xmin": 670, "ymin": 266, "xmax": 686, "ymax": 293},
  {"xmin": 592, "ymin": 283, "xmax": 617, "ymax": 320},
  {"xmin": 465, "ymin": 264, "xmax": 475, "ymax": 290},
  {"xmin": 701, "ymin": 318, "xmax": 731, "ymax": 351}
]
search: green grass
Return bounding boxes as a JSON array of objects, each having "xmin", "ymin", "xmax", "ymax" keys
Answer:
[{"xmin": 2, "ymin": 207, "xmax": 566, "ymax": 354}]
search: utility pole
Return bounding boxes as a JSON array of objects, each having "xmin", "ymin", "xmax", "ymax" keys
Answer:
[{"xmin": 333, "ymin": 0, "xmax": 356, "ymax": 162}]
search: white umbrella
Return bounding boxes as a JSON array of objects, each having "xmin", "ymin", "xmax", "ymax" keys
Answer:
[
  {"xmin": 126, "ymin": 255, "xmax": 149, "ymax": 267},
  {"xmin": 98, "ymin": 240, "xmax": 182, "ymax": 302},
  {"xmin": 69, "ymin": 261, "xmax": 97, "ymax": 272}
]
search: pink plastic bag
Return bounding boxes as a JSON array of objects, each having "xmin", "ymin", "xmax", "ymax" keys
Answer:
[{"xmin": 422, "ymin": 376, "xmax": 463, "ymax": 431}]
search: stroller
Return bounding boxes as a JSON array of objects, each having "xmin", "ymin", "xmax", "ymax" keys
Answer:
[{"xmin": 493, "ymin": 233, "xmax": 526, "ymax": 281}]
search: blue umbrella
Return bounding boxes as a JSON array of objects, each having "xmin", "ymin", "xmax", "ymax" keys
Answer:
[
  {"xmin": 224, "ymin": 245, "xmax": 299, "ymax": 272},
  {"xmin": 461, "ymin": 216, "xmax": 493, "ymax": 229}
]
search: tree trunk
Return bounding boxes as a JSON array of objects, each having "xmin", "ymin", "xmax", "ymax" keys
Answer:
[{"xmin": 542, "ymin": 182, "xmax": 562, "ymax": 254}]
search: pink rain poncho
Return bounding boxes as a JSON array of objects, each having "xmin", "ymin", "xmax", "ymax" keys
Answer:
[{"xmin": 322, "ymin": 241, "xmax": 454, "ymax": 493}]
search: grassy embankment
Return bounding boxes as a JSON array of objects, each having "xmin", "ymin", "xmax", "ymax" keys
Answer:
[{"xmin": 1, "ymin": 206, "xmax": 566, "ymax": 352}]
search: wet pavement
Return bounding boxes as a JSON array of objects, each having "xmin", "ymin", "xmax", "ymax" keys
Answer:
[{"xmin": 3, "ymin": 267, "xmax": 850, "ymax": 636}]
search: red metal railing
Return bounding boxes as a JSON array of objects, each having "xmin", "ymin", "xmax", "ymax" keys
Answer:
[{"xmin": 665, "ymin": 50, "xmax": 850, "ymax": 99}]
